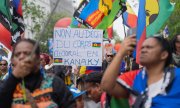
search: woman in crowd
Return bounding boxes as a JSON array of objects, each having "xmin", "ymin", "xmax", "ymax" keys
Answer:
[
  {"xmin": 171, "ymin": 34, "xmax": 180, "ymax": 67},
  {"xmin": 101, "ymin": 35, "xmax": 180, "ymax": 108}
]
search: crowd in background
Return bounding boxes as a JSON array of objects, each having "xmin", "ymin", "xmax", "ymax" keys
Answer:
[{"xmin": 0, "ymin": 33, "xmax": 180, "ymax": 108}]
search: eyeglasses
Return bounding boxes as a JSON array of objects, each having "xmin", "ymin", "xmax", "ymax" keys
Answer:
[
  {"xmin": 107, "ymin": 55, "xmax": 113, "ymax": 57},
  {"xmin": 0, "ymin": 64, "xmax": 7, "ymax": 66}
]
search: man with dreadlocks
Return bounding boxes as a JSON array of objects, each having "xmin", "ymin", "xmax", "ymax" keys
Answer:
[
  {"xmin": 84, "ymin": 72, "xmax": 103, "ymax": 103},
  {"xmin": 84, "ymin": 71, "xmax": 110, "ymax": 108}
]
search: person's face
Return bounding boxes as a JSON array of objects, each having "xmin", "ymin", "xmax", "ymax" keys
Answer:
[
  {"xmin": 106, "ymin": 54, "xmax": 113, "ymax": 62},
  {"xmin": 175, "ymin": 35, "xmax": 180, "ymax": 54},
  {"xmin": 140, "ymin": 38, "xmax": 166, "ymax": 66},
  {"xmin": 40, "ymin": 55, "xmax": 46, "ymax": 67},
  {"xmin": 85, "ymin": 82, "xmax": 102, "ymax": 103},
  {"xmin": 12, "ymin": 42, "xmax": 39, "ymax": 72},
  {"xmin": 76, "ymin": 96, "xmax": 84, "ymax": 108},
  {"xmin": 0, "ymin": 60, "xmax": 8, "ymax": 72}
]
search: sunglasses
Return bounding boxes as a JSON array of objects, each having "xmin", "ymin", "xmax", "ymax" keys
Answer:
[
  {"xmin": 107, "ymin": 55, "xmax": 113, "ymax": 57},
  {"xmin": 0, "ymin": 64, "xmax": 7, "ymax": 66}
]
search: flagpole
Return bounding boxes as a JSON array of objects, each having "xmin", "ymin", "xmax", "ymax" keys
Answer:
[
  {"xmin": 122, "ymin": 15, "xmax": 127, "ymax": 38},
  {"xmin": 21, "ymin": 0, "xmax": 61, "ymax": 103},
  {"xmin": 30, "ymin": 0, "xmax": 61, "ymax": 56}
]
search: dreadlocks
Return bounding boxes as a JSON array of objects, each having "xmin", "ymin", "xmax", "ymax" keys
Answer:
[{"xmin": 84, "ymin": 72, "xmax": 103, "ymax": 84}]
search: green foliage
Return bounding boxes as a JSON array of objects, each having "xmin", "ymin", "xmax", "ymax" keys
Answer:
[
  {"xmin": 22, "ymin": 0, "xmax": 70, "ymax": 53},
  {"xmin": 36, "ymin": 13, "xmax": 70, "ymax": 53},
  {"xmin": 166, "ymin": 0, "xmax": 180, "ymax": 38},
  {"xmin": 22, "ymin": 0, "xmax": 47, "ymax": 33}
]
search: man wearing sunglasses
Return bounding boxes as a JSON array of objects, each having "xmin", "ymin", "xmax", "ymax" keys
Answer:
[
  {"xmin": 102, "ymin": 52, "xmax": 115, "ymax": 72},
  {"xmin": 0, "ymin": 59, "xmax": 8, "ymax": 80}
]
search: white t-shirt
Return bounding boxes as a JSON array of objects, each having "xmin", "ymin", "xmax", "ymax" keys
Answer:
[{"xmin": 148, "ymin": 78, "xmax": 164, "ymax": 97}]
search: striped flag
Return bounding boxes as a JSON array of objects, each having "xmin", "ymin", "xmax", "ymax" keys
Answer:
[
  {"xmin": 73, "ymin": 0, "xmax": 126, "ymax": 38},
  {"xmin": 54, "ymin": 58, "xmax": 63, "ymax": 63},
  {"xmin": 92, "ymin": 42, "xmax": 101, "ymax": 48}
]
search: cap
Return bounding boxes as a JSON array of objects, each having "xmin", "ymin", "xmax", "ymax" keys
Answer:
[{"xmin": 69, "ymin": 87, "xmax": 86, "ymax": 99}]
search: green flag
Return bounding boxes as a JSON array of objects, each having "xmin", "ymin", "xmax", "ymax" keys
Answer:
[
  {"xmin": 146, "ymin": 0, "xmax": 174, "ymax": 37},
  {"xmin": 0, "ymin": 0, "xmax": 12, "ymax": 32},
  {"xmin": 96, "ymin": 0, "xmax": 126, "ymax": 30}
]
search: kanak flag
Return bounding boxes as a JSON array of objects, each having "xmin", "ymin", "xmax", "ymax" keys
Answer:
[{"xmin": 135, "ymin": 0, "xmax": 174, "ymax": 64}]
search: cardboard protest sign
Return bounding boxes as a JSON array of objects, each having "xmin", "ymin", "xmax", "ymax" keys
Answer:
[{"xmin": 53, "ymin": 28, "xmax": 103, "ymax": 66}]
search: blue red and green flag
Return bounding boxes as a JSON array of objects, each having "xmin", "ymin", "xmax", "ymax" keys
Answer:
[
  {"xmin": 73, "ymin": 0, "xmax": 126, "ymax": 38},
  {"xmin": 135, "ymin": 0, "xmax": 174, "ymax": 64}
]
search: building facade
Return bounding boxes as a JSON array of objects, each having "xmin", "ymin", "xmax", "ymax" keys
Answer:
[{"xmin": 50, "ymin": 0, "xmax": 74, "ymax": 16}]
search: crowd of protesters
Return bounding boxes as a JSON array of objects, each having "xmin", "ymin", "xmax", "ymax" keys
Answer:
[{"xmin": 0, "ymin": 33, "xmax": 180, "ymax": 108}]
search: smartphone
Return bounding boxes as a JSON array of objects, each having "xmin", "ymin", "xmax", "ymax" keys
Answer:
[
  {"xmin": 127, "ymin": 28, "xmax": 137, "ymax": 49},
  {"xmin": 127, "ymin": 27, "xmax": 137, "ymax": 36}
]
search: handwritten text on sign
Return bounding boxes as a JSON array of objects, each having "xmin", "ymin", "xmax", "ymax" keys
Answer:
[{"xmin": 53, "ymin": 28, "xmax": 103, "ymax": 66}]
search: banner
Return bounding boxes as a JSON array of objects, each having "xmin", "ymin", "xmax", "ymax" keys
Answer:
[{"xmin": 53, "ymin": 28, "xmax": 103, "ymax": 66}]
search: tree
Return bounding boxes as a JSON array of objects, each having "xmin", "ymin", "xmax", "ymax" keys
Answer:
[
  {"xmin": 166, "ymin": 0, "xmax": 180, "ymax": 38},
  {"xmin": 22, "ymin": 0, "xmax": 47, "ymax": 34},
  {"xmin": 36, "ymin": 13, "xmax": 70, "ymax": 53},
  {"xmin": 22, "ymin": 0, "xmax": 70, "ymax": 53}
]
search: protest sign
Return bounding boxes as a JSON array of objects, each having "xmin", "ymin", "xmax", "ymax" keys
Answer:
[{"xmin": 53, "ymin": 28, "xmax": 103, "ymax": 66}]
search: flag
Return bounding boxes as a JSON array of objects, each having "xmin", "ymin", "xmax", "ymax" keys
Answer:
[
  {"xmin": 146, "ymin": 0, "xmax": 174, "ymax": 37},
  {"xmin": 135, "ymin": 0, "xmax": 174, "ymax": 64},
  {"xmin": 92, "ymin": 42, "xmax": 101, "ymax": 48},
  {"xmin": 107, "ymin": 25, "xmax": 113, "ymax": 39},
  {"xmin": 0, "ymin": 0, "xmax": 24, "ymax": 60},
  {"xmin": 95, "ymin": 0, "xmax": 126, "ymax": 30},
  {"xmin": 103, "ymin": 24, "xmax": 113, "ymax": 39},
  {"xmin": 163, "ymin": 25, "xmax": 169, "ymax": 38},
  {"xmin": 0, "ymin": 0, "xmax": 24, "ymax": 45},
  {"xmin": 73, "ymin": 0, "xmax": 126, "ymax": 37},
  {"xmin": 122, "ymin": 2, "xmax": 137, "ymax": 28},
  {"xmin": 11, "ymin": 0, "xmax": 24, "ymax": 44},
  {"xmin": 134, "ymin": 0, "xmax": 146, "ymax": 64},
  {"xmin": 70, "ymin": 17, "xmax": 81, "ymax": 28},
  {"xmin": 0, "ymin": 0, "xmax": 12, "ymax": 50}
]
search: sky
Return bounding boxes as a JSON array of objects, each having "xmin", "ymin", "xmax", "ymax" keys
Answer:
[{"xmin": 113, "ymin": 17, "xmax": 127, "ymax": 40}]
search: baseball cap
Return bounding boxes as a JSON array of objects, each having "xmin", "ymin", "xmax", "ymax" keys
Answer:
[{"xmin": 69, "ymin": 87, "xmax": 86, "ymax": 99}]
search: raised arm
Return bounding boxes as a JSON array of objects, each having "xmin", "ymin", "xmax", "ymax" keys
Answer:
[{"xmin": 101, "ymin": 35, "xmax": 136, "ymax": 98}]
